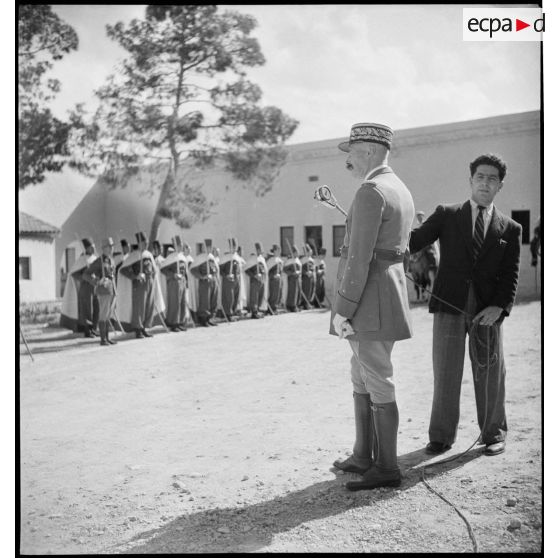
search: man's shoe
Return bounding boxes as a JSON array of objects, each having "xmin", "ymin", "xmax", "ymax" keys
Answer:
[
  {"xmin": 170, "ymin": 326, "xmax": 180, "ymax": 332},
  {"xmin": 142, "ymin": 329, "xmax": 153, "ymax": 338},
  {"xmin": 208, "ymin": 320, "xmax": 218, "ymax": 326},
  {"xmin": 135, "ymin": 329, "xmax": 145, "ymax": 339},
  {"xmin": 333, "ymin": 455, "xmax": 373, "ymax": 475},
  {"xmin": 484, "ymin": 441, "xmax": 505, "ymax": 456},
  {"xmin": 345, "ymin": 464, "xmax": 401, "ymax": 491},
  {"xmin": 425, "ymin": 441, "xmax": 452, "ymax": 455},
  {"xmin": 100, "ymin": 339, "xmax": 110, "ymax": 346}
]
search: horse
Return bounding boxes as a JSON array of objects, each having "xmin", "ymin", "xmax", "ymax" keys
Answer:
[{"xmin": 408, "ymin": 243, "xmax": 439, "ymax": 302}]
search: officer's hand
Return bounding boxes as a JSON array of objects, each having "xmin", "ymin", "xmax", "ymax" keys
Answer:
[
  {"xmin": 332, "ymin": 313, "xmax": 354, "ymax": 339},
  {"xmin": 174, "ymin": 273, "xmax": 182, "ymax": 279},
  {"xmin": 137, "ymin": 273, "xmax": 146, "ymax": 282},
  {"xmin": 473, "ymin": 306, "xmax": 503, "ymax": 327}
]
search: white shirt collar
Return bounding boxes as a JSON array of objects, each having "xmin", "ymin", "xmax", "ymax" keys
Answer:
[{"xmin": 470, "ymin": 199, "xmax": 494, "ymax": 216}]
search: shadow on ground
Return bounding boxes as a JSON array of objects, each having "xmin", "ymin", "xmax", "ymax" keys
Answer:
[{"xmin": 106, "ymin": 447, "xmax": 484, "ymax": 554}]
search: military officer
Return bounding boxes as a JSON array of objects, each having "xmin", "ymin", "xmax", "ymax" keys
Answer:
[{"xmin": 330, "ymin": 122, "xmax": 415, "ymax": 491}]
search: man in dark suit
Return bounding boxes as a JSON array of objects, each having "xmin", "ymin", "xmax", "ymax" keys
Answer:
[{"xmin": 410, "ymin": 153, "xmax": 521, "ymax": 457}]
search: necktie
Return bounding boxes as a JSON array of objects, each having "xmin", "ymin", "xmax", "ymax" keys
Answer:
[{"xmin": 472, "ymin": 206, "xmax": 485, "ymax": 261}]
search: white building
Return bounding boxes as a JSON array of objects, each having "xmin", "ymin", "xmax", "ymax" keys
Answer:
[
  {"xmin": 49, "ymin": 110, "xmax": 540, "ymax": 302},
  {"xmin": 19, "ymin": 212, "xmax": 60, "ymax": 303}
]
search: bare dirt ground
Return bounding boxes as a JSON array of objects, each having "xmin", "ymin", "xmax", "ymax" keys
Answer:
[{"xmin": 19, "ymin": 301, "xmax": 541, "ymax": 554}]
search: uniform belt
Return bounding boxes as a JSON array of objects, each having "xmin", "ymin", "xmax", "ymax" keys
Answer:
[
  {"xmin": 340, "ymin": 247, "xmax": 404, "ymax": 262},
  {"xmin": 373, "ymin": 248, "xmax": 405, "ymax": 262}
]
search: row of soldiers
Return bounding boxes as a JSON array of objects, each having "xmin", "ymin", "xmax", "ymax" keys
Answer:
[{"xmin": 60, "ymin": 232, "xmax": 327, "ymax": 345}]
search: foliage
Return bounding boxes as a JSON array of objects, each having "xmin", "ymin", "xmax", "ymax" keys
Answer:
[
  {"xmin": 69, "ymin": 4, "xmax": 298, "ymax": 237},
  {"xmin": 18, "ymin": 5, "xmax": 79, "ymax": 189}
]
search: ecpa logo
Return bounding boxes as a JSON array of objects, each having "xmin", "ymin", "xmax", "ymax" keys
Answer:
[{"xmin": 463, "ymin": 8, "xmax": 545, "ymax": 41}]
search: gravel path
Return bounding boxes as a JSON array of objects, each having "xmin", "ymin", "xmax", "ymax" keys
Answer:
[{"xmin": 19, "ymin": 301, "xmax": 541, "ymax": 554}]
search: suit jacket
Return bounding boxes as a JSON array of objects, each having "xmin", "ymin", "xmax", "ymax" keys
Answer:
[
  {"xmin": 409, "ymin": 201, "xmax": 521, "ymax": 316},
  {"xmin": 330, "ymin": 166, "xmax": 415, "ymax": 341}
]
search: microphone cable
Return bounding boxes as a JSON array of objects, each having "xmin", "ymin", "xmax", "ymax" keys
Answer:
[{"xmin": 404, "ymin": 274, "xmax": 499, "ymax": 553}]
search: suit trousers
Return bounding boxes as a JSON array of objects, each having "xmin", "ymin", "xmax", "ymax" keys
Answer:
[
  {"xmin": 348, "ymin": 339, "xmax": 396, "ymax": 404},
  {"xmin": 430, "ymin": 286, "xmax": 507, "ymax": 445}
]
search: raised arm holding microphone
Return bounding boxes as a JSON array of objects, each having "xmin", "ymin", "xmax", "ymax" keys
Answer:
[{"xmin": 330, "ymin": 122, "xmax": 415, "ymax": 491}]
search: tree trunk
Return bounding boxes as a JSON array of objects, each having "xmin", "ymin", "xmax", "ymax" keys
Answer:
[{"xmin": 149, "ymin": 163, "xmax": 176, "ymax": 244}]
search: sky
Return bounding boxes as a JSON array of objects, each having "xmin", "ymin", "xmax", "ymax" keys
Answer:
[{"xmin": 46, "ymin": 4, "xmax": 542, "ymax": 145}]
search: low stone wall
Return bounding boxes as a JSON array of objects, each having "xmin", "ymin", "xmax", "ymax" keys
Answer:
[{"xmin": 19, "ymin": 299, "xmax": 62, "ymax": 325}]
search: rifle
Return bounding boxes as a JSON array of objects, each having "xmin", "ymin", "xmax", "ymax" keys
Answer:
[
  {"xmin": 20, "ymin": 322, "xmax": 34, "ymax": 362},
  {"xmin": 228, "ymin": 238, "xmax": 233, "ymax": 276}
]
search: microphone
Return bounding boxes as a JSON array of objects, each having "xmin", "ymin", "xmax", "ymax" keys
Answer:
[{"xmin": 313, "ymin": 185, "xmax": 348, "ymax": 217}]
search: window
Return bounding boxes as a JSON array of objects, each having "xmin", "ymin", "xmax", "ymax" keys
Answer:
[
  {"xmin": 19, "ymin": 257, "xmax": 31, "ymax": 280},
  {"xmin": 304, "ymin": 226, "xmax": 323, "ymax": 255},
  {"xmin": 280, "ymin": 226, "xmax": 294, "ymax": 257},
  {"xmin": 308, "ymin": 175, "xmax": 319, "ymax": 182},
  {"xmin": 511, "ymin": 210, "xmax": 531, "ymax": 245},
  {"xmin": 332, "ymin": 225, "xmax": 346, "ymax": 257}
]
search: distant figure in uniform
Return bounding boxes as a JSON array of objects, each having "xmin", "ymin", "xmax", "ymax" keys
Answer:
[
  {"xmin": 266, "ymin": 244, "xmax": 284, "ymax": 313},
  {"xmin": 75, "ymin": 237, "xmax": 99, "ymax": 338},
  {"xmin": 244, "ymin": 242, "xmax": 268, "ymax": 319},
  {"xmin": 182, "ymin": 241, "xmax": 196, "ymax": 325},
  {"xmin": 60, "ymin": 237, "xmax": 98, "ymax": 335},
  {"xmin": 191, "ymin": 240, "xmax": 219, "ymax": 327},
  {"xmin": 84, "ymin": 237, "xmax": 118, "ymax": 346},
  {"xmin": 314, "ymin": 248, "xmax": 327, "ymax": 308},
  {"xmin": 331, "ymin": 122, "xmax": 414, "ymax": 491},
  {"xmin": 160, "ymin": 237, "xmax": 189, "ymax": 332},
  {"xmin": 236, "ymin": 245, "xmax": 247, "ymax": 314},
  {"xmin": 284, "ymin": 245, "xmax": 302, "ymax": 312},
  {"xmin": 530, "ymin": 217, "xmax": 541, "ymax": 267},
  {"xmin": 219, "ymin": 238, "xmax": 242, "ymax": 321},
  {"xmin": 300, "ymin": 243, "xmax": 316, "ymax": 309},
  {"xmin": 118, "ymin": 232, "xmax": 162, "ymax": 338}
]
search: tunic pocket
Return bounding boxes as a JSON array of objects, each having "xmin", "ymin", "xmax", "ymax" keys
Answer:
[{"xmin": 352, "ymin": 279, "xmax": 381, "ymax": 332}]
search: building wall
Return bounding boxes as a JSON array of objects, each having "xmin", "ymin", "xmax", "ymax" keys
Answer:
[
  {"xmin": 19, "ymin": 236, "xmax": 57, "ymax": 302},
  {"xmin": 57, "ymin": 111, "xmax": 540, "ymax": 301}
]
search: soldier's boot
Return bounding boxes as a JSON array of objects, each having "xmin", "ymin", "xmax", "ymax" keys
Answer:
[
  {"xmin": 106, "ymin": 321, "xmax": 117, "ymax": 344},
  {"xmin": 333, "ymin": 392, "xmax": 376, "ymax": 474},
  {"xmin": 99, "ymin": 322, "xmax": 109, "ymax": 346},
  {"xmin": 346, "ymin": 401, "xmax": 401, "ymax": 491}
]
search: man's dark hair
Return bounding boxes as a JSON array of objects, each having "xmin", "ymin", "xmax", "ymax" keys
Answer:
[{"xmin": 469, "ymin": 153, "xmax": 507, "ymax": 181}]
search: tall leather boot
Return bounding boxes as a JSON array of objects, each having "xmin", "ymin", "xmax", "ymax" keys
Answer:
[
  {"xmin": 99, "ymin": 322, "xmax": 109, "ymax": 346},
  {"xmin": 346, "ymin": 401, "xmax": 401, "ymax": 491},
  {"xmin": 333, "ymin": 393, "xmax": 377, "ymax": 474}
]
